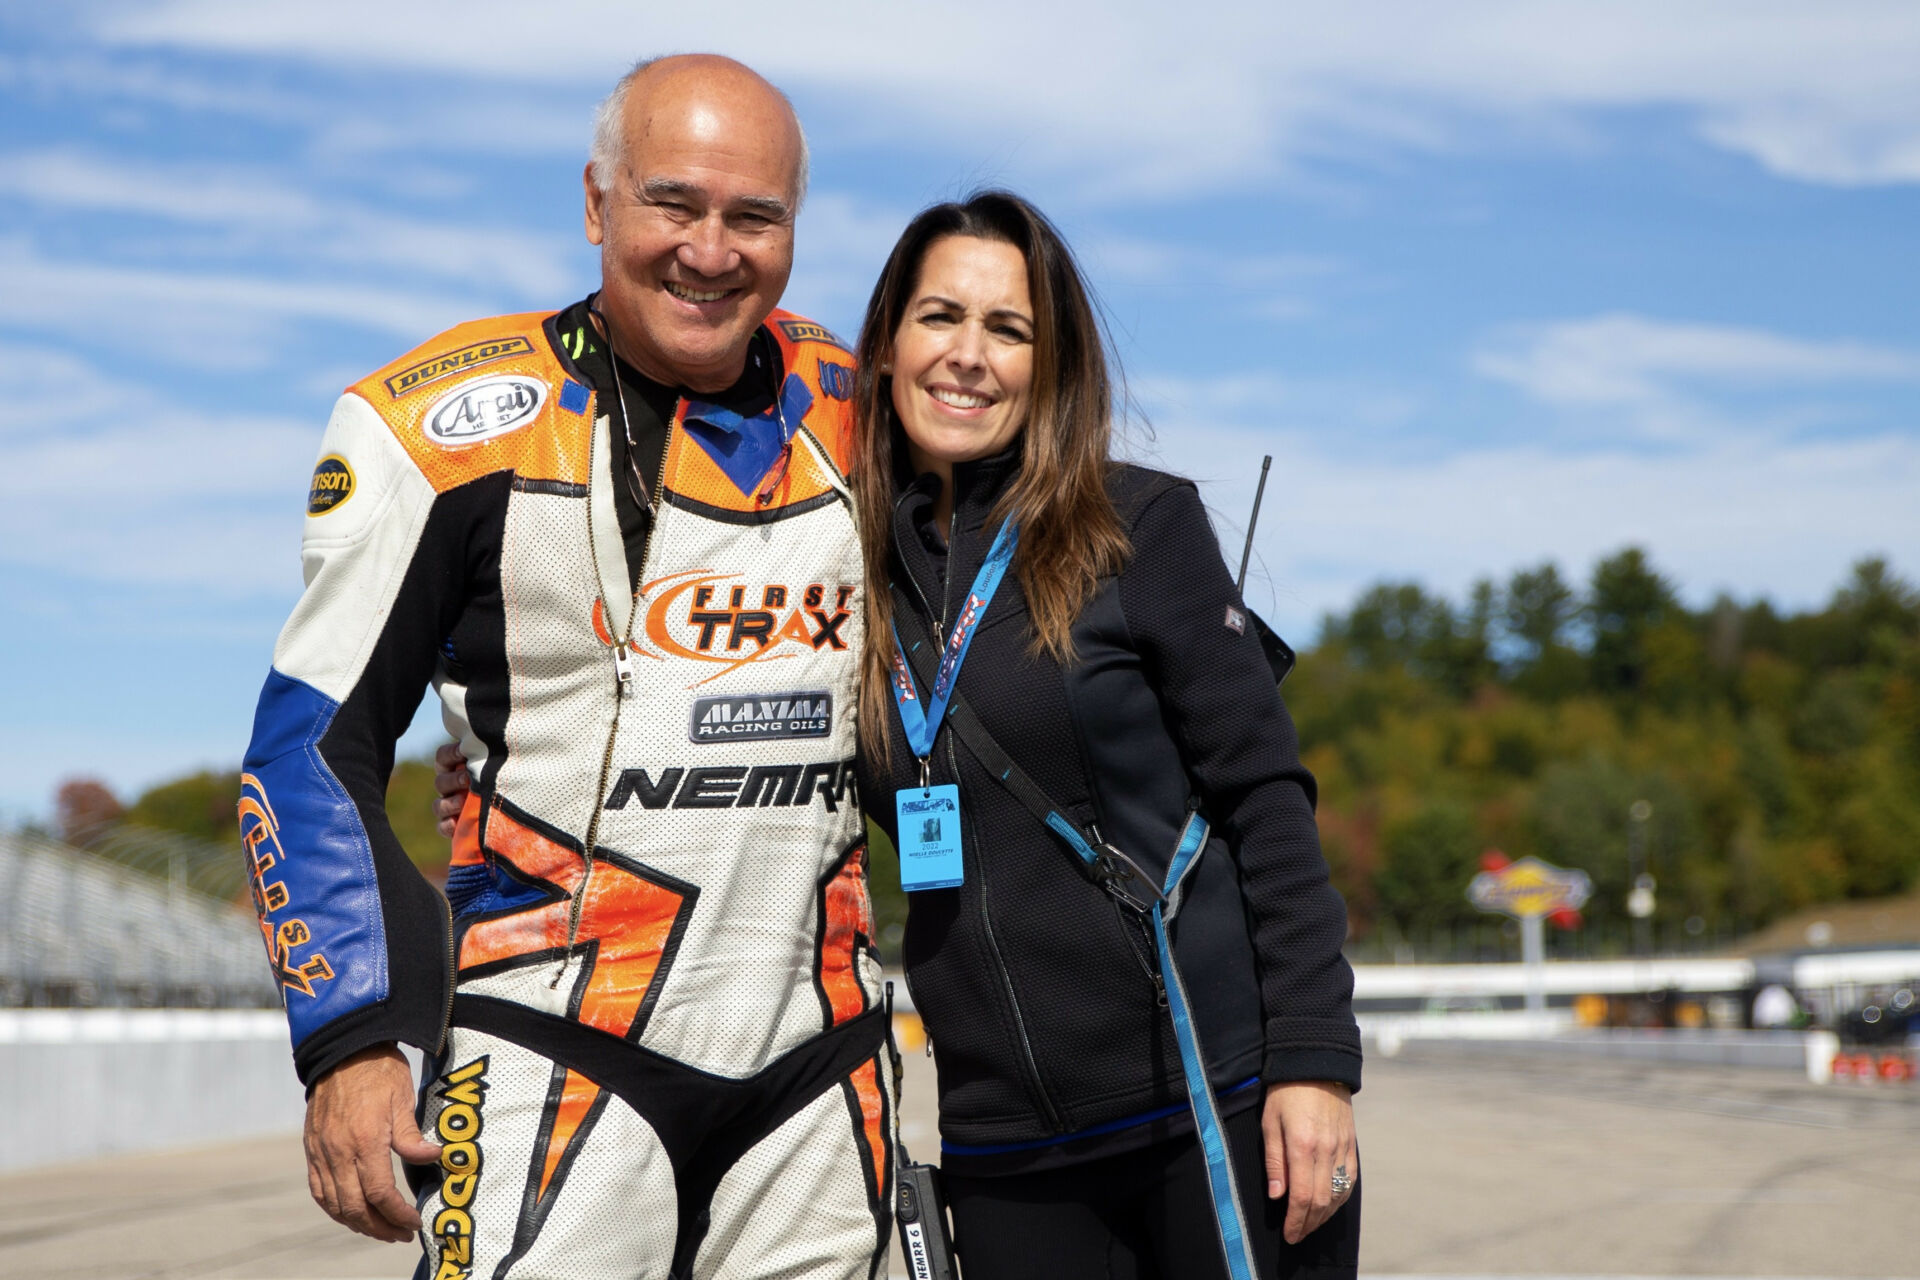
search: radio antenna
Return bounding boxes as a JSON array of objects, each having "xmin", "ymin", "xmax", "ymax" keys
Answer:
[{"xmin": 1236, "ymin": 455, "xmax": 1272, "ymax": 596}]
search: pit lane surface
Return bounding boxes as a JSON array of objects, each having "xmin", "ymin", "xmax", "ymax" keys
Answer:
[
  {"xmin": 1356, "ymin": 1046, "xmax": 1918, "ymax": 1278},
  {"xmin": 1, "ymin": 1045, "xmax": 1911, "ymax": 1278}
]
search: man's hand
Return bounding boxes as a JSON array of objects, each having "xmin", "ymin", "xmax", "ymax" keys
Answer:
[
  {"xmin": 304, "ymin": 1043, "xmax": 441, "ymax": 1242},
  {"xmin": 433, "ymin": 742, "xmax": 471, "ymax": 840},
  {"xmin": 1260, "ymin": 1079, "xmax": 1357, "ymax": 1245}
]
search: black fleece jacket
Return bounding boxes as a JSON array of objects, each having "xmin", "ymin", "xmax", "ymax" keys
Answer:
[{"xmin": 860, "ymin": 448, "xmax": 1360, "ymax": 1160}]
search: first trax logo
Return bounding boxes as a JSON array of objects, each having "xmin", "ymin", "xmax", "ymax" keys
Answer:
[
  {"xmin": 237, "ymin": 773, "xmax": 335, "ymax": 999},
  {"xmin": 598, "ymin": 571, "xmax": 856, "ymax": 687}
]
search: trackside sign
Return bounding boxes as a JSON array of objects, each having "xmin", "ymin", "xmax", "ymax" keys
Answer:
[{"xmin": 1467, "ymin": 857, "xmax": 1592, "ymax": 920}]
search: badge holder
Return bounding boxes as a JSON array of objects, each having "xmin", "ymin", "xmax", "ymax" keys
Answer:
[
  {"xmin": 897, "ymin": 760, "xmax": 963, "ymax": 892},
  {"xmin": 887, "ymin": 519, "xmax": 1019, "ymax": 896}
]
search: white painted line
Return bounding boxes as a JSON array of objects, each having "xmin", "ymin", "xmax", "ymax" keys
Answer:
[{"xmin": 0, "ymin": 1008, "xmax": 287, "ymax": 1043}]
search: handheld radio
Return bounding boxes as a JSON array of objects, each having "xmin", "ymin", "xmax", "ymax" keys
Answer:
[
  {"xmin": 887, "ymin": 980, "xmax": 959, "ymax": 1278},
  {"xmin": 895, "ymin": 1146, "xmax": 957, "ymax": 1280}
]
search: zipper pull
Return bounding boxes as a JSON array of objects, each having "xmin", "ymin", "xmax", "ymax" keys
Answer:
[{"xmin": 612, "ymin": 642, "xmax": 634, "ymax": 685}]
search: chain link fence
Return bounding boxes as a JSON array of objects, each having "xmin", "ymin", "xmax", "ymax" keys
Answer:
[{"xmin": 0, "ymin": 827, "xmax": 276, "ymax": 1008}]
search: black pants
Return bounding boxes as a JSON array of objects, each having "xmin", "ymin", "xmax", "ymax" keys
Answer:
[{"xmin": 943, "ymin": 1106, "xmax": 1359, "ymax": 1280}]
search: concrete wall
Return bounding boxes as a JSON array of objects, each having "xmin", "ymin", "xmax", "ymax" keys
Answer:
[
  {"xmin": 1375, "ymin": 1024, "xmax": 1815, "ymax": 1070},
  {"xmin": 0, "ymin": 1009, "xmax": 306, "ymax": 1173}
]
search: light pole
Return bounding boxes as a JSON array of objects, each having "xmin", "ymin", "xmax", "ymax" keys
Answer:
[{"xmin": 1627, "ymin": 799, "xmax": 1654, "ymax": 955}]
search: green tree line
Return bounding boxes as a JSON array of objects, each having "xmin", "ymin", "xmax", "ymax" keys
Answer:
[
  {"xmin": 1294, "ymin": 549, "xmax": 1920, "ymax": 946},
  {"xmin": 48, "ymin": 761, "xmax": 450, "ymax": 904}
]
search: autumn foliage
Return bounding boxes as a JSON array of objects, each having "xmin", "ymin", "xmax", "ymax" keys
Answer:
[{"xmin": 1292, "ymin": 548, "xmax": 1920, "ymax": 946}]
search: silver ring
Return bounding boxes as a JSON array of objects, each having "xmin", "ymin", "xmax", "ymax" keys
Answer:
[{"xmin": 1330, "ymin": 1170, "xmax": 1353, "ymax": 1197}]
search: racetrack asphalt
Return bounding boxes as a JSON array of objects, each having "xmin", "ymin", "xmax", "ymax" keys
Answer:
[{"xmin": 1, "ymin": 1039, "xmax": 1912, "ymax": 1278}]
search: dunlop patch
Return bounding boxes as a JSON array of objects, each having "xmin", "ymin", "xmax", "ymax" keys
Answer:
[
  {"xmin": 386, "ymin": 336, "xmax": 536, "ymax": 398},
  {"xmin": 777, "ymin": 319, "xmax": 849, "ymax": 350}
]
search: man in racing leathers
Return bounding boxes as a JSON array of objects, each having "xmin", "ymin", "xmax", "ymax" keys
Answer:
[{"xmin": 238, "ymin": 56, "xmax": 891, "ymax": 1279}]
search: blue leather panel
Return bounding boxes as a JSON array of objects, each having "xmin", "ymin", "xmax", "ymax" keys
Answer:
[
  {"xmin": 239, "ymin": 669, "xmax": 390, "ymax": 1048},
  {"xmin": 444, "ymin": 860, "xmax": 550, "ymax": 919}
]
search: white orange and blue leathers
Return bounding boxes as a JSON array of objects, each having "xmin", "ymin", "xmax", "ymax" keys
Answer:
[{"xmin": 238, "ymin": 306, "xmax": 893, "ymax": 1279}]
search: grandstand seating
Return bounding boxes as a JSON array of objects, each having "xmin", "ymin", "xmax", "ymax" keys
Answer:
[{"xmin": 0, "ymin": 829, "xmax": 274, "ymax": 1007}]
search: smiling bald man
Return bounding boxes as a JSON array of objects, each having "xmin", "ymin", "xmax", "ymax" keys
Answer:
[{"xmin": 240, "ymin": 55, "xmax": 892, "ymax": 1279}]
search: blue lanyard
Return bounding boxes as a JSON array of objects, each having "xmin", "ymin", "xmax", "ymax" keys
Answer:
[{"xmin": 889, "ymin": 518, "xmax": 1019, "ymax": 763}]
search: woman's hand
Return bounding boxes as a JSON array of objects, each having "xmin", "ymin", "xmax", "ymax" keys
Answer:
[
  {"xmin": 433, "ymin": 742, "xmax": 471, "ymax": 839},
  {"xmin": 1260, "ymin": 1079, "xmax": 1356, "ymax": 1244}
]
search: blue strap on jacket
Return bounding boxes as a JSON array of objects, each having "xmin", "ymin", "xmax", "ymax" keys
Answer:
[{"xmin": 1043, "ymin": 809, "xmax": 1260, "ymax": 1280}]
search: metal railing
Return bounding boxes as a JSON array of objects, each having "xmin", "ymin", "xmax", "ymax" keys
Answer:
[{"xmin": 1346, "ymin": 916, "xmax": 1742, "ymax": 965}]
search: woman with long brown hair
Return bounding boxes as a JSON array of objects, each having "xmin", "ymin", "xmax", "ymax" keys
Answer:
[{"xmin": 851, "ymin": 190, "xmax": 1360, "ymax": 1279}]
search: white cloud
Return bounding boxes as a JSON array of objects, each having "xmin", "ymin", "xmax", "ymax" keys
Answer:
[
  {"xmin": 1473, "ymin": 314, "xmax": 1920, "ymax": 422},
  {"xmin": 0, "ymin": 149, "xmax": 312, "ymax": 223},
  {"xmin": 781, "ymin": 191, "xmax": 910, "ymax": 333},
  {"xmin": 0, "ymin": 45, "xmax": 313, "ymax": 123},
  {"xmin": 0, "ymin": 236, "xmax": 492, "ymax": 366},
  {"xmin": 0, "ymin": 150, "xmax": 583, "ymax": 299},
  {"xmin": 1698, "ymin": 104, "xmax": 1920, "ymax": 187},
  {"xmin": 1080, "ymin": 237, "xmax": 1336, "ymax": 324},
  {"xmin": 307, "ymin": 96, "xmax": 591, "ymax": 166},
  {"xmin": 1126, "ymin": 316, "xmax": 1920, "ymax": 634},
  {"xmin": 0, "ymin": 343, "xmax": 142, "ymax": 438},
  {"xmin": 92, "ymin": 2, "xmax": 1920, "ymax": 192},
  {"xmin": 1132, "ymin": 371, "xmax": 1420, "ymax": 443},
  {"xmin": 782, "ymin": 199, "xmax": 1340, "ymax": 339},
  {"xmin": 1080, "ymin": 236, "xmax": 1333, "ymax": 288},
  {"xmin": 1135, "ymin": 414, "xmax": 1920, "ymax": 637},
  {"xmin": 0, "ymin": 341, "xmax": 317, "ymax": 595}
]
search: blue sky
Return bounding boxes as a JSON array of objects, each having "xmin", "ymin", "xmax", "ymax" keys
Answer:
[{"xmin": 3, "ymin": 2, "xmax": 1918, "ymax": 818}]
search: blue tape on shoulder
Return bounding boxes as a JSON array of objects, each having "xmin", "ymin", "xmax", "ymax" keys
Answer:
[
  {"xmin": 239, "ymin": 670, "xmax": 390, "ymax": 1049},
  {"xmin": 559, "ymin": 379, "xmax": 589, "ymax": 415}
]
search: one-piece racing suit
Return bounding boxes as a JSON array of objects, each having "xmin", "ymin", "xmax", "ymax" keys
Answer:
[{"xmin": 238, "ymin": 303, "xmax": 892, "ymax": 1279}]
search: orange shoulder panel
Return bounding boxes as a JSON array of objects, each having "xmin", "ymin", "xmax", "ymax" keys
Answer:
[
  {"xmin": 769, "ymin": 308, "xmax": 858, "ymax": 475},
  {"xmin": 347, "ymin": 312, "xmax": 595, "ymax": 494},
  {"xmin": 658, "ymin": 310, "xmax": 858, "ymax": 512}
]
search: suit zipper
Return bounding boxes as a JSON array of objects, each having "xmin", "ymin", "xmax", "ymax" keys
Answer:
[
  {"xmin": 949, "ymin": 731, "xmax": 1063, "ymax": 1131},
  {"xmin": 938, "ymin": 507, "xmax": 957, "ymax": 633},
  {"xmin": 435, "ymin": 895, "xmax": 455, "ymax": 1052},
  {"xmin": 562, "ymin": 387, "xmax": 669, "ymax": 976},
  {"xmin": 565, "ymin": 679, "xmax": 625, "ymax": 965},
  {"xmin": 899, "ymin": 494, "xmax": 1064, "ymax": 1132}
]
